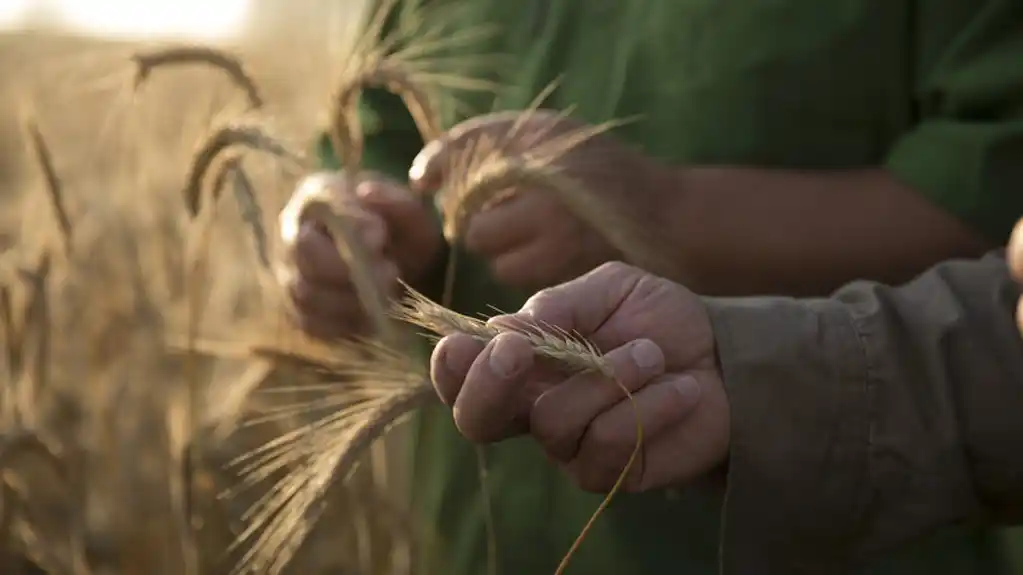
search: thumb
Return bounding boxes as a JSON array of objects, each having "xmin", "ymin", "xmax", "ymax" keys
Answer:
[{"xmin": 408, "ymin": 112, "xmax": 523, "ymax": 194}]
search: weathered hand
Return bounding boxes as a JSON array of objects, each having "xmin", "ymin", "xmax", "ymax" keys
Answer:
[
  {"xmin": 430, "ymin": 262, "xmax": 730, "ymax": 493},
  {"xmin": 409, "ymin": 110, "xmax": 673, "ymax": 291},
  {"xmin": 277, "ymin": 171, "xmax": 442, "ymax": 340},
  {"xmin": 1009, "ymin": 217, "xmax": 1023, "ymax": 333}
]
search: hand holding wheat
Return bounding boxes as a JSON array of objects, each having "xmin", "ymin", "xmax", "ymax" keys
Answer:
[
  {"xmin": 410, "ymin": 109, "xmax": 683, "ymax": 290},
  {"xmin": 277, "ymin": 171, "xmax": 442, "ymax": 340},
  {"xmin": 431, "ymin": 261, "xmax": 730, "ymax": 493}
]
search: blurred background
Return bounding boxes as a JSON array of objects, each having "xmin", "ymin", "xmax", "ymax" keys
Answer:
[{"xmin": 0, "ymin": 0, "xmax": 359, "ymax": 43}]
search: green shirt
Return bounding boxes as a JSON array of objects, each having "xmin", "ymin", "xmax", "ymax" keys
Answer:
[{"xmin": 317, "ymin": 0, "xmax": 1023, "ymax": 573}]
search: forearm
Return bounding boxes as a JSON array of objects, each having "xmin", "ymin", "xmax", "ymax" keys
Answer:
[
  {"xmin": 705, "ymin": 252, "xmax": 1023, "ymax": 573},
  {"xmin": 664, "ymin": 166, "xmax": 993, "ymax": 297}
]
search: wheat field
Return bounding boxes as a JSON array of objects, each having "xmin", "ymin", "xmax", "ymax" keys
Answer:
[{"xmin": 0, "ymin": 8, "xmax": 441, "ymax": 572}]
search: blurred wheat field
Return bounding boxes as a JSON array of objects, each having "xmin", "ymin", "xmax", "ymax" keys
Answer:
[{"xmin": 0, "ymin": 5, "xmax": 436, "ymax": 572}]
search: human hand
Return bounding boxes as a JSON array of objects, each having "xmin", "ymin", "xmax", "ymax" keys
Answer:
[
  {"xmin": 1009, "ymin": 217, "xmax": 1023, "ymax": 333},
  {"xmin": 277, "ymin": 171, "xmax": 443, "ymax": 340},
  {"xmin": 430, "ymin": 261, "xmax": 730, "ymax": 493},
  {"xmin": 409, "ymin": 110, "xmax": 674, "ymax": 291}
]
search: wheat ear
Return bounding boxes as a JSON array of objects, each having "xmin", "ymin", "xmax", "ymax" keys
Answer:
[
  {"xmin": 225, "ymin": 338, "xmax": 432, "ymax": 575},
  {"xmin": 131, "ymin": 46, "xmax": 264, "ymax": 110},
  {"xmin": 329, "ymin": 58, "xmax": 443, "ymax": 171},
  {"xmin": 182, "ymin": 121, "xmax": 304, "ymax": 217}
]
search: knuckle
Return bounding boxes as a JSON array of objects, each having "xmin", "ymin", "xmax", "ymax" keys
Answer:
[
  {"xmin": 595, "ymin": 260, "xmax": 634, "ymax": 277},
  {"xmin": 521, "ymin": 287, "xmax": 559, "ymax": 316}
]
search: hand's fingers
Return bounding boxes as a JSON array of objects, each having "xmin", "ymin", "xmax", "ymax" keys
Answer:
[
  {"xmin": 452, "ymin": 332, "xmax": 535, "ymax": 443},
  {"xmin": 569, "ymin": 373, "xmax": 702, "ymax": 493},
  {"xmin": 530, "ymin": 339, "xmax": 665, "ymax": 462},
  {"xmin": 289, "ymin": 278, "xmax": 365, "ymax": 318},
  {"xmin": 408, "ymin": 112, "xmax": 524, "ymax": 194},
  {"xmin": 461, "ymin": 192, "xmax": 544, "ymax": 257},
  {"xmin": 488, "ymin": 238, "xmax": 566, "ymax": 289},
  {"xmin": 490, "ymin": 261, "xmax": 645, "ymax": 342},
  {"xmin": 293, "ymin": 215, "xmax": 387, "ymax": 285},
  {"xmin": 296, "ymin": 310, "xmax": 364, "ymax": 341},
  {"xmin": 1009, "ymin": 217, "xmax": 1023, "ymax": 281},
  {"xmin": 431, "ymin": 333, "xmax": 486, "ymax": 406},
  {"xmin": 293, "ymin": 223, "xmax": 349, "ymax": 285},
  {"xmin": 290, "ymin": 257, "xmax": 398, "ymax": 312},
  {"xmin": 1017, "ymin": 297, "xmax": 1023, "ymax": 334},
  {"xmin": 356, "ymin": 179, "xmax": 427, "ymax": 232}
]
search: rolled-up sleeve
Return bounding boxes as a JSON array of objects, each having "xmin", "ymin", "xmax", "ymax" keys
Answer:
[
  {"xmin": 705, "ymin": 251, "xmax": 1023, "ymax": 574},
  {"xmin": 885, "ymin": 1, "xmax": 1023, "ymax": 243}
]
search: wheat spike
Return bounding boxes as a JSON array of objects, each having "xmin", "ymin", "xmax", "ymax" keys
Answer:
[
  {"xmin": 131, "ymin": 45, "xmax": 265, "ymax": 110},
  {"xmin": 182, "ymin": 121, "xmax": 305, "ymax": 217}
]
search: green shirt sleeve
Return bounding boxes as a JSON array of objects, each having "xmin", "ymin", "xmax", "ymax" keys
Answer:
[{"xmin": 885, "ymin": 1, "xmax": 1023, "ymax": 243}]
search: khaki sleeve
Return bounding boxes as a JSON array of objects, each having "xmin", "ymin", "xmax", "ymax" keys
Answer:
[{"xmin": 704, "ymin": 251, "xmax": 1023, "ymax": 574}]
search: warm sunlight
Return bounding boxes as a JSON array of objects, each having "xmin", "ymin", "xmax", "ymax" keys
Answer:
[
  {"xmin": 0, "ymin": 0, "xmax": 31, "ymax": 28},
  {"xmin": 50, "ymin": 0, "xmax": 251, "ymax": 41}
]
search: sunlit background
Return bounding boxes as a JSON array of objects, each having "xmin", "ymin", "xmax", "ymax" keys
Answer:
[{"xmin": 0, "ymin": 0, "xmax": 267, "ymax": 41}]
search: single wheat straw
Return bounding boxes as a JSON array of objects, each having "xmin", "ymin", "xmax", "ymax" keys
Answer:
[{"xmin": 22, "ymin": 121, "xmax": 73, "ymax": 257}]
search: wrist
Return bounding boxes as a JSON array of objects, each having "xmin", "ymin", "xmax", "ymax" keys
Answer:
[{"xmin": 642, "ymin": 160, "xmax": 705, "ymax": 284}]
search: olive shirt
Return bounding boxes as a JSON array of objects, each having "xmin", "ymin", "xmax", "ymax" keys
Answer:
[
  {"xmin": 315, "ymin": 0, "xmax": 1023, "ymax": 573},
  {"xmin": 709, "ymin": 251, "xmax": 1023, "ymax": 573}
]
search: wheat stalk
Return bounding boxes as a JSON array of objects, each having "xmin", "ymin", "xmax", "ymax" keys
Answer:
[
  {"xmin": 21, "ymin": 121, "xmax": 73, "ymax": 258},
  {"xmin": 131, "ymin": 45, "xmax": 265, "ymax": 110}
]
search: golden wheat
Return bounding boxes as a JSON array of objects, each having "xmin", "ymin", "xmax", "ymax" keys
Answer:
[{"xmin": 132, "ymin": 45, "xmax": 265, "ymax": 111}]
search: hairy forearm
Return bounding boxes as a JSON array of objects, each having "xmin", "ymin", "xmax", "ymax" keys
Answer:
[{"xmin": 663, "ymin": 166, "xmax": 994, "ymax": 296}]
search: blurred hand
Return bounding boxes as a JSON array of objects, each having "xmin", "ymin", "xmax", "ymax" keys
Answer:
[
  {"xmin": 409, "ymin": 110, "xmax": 673, "ymax": 292},
  {"xmin": 277, "ymin": 171, "xmax": 442, "ymax": 340},
  {"xmin": 1009, "ymin": 217, "xmax": 1023, "ymax": 333},
  {"xmin": 429, "ymin": 262, "xmax": 730, "ymax": 493}
]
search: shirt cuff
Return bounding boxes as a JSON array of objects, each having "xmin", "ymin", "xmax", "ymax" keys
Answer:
[{"xmin": 704, "ymin": 295, "xmax": 872, "ymax": 574}]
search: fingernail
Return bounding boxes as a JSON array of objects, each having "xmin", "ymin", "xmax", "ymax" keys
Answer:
[
  {"xmin": 488, "ymin": 335, "xmax": 531, "ymax": 379},
  {"xmin": 441, "ymin": 343, "xmax": 460, "ymax": 373},
  {"xmin": 629, "ymin": 339, "xmax": 664, "ymax": 371},
  {"xmin": 671, "ymin": 375, "xmax": 701, "ymax": 400},
  {"xmin": 409, "ymin": 141, "xmax": 440, "ymax": 182}
]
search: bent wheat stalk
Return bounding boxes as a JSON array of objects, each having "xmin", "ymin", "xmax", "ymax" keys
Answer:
[
  {"xmin": 329, "ymin": 58, "xmax": 442, "ymax": 171},
  {"xmin": 131, "ymin": 45, "xmax": 265, "ymax": 110}
]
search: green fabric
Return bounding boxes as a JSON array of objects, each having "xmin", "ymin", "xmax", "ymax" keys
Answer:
[{"xmin": 317, "ymin": 0, "xmax": 1023, "ymax": 573}]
